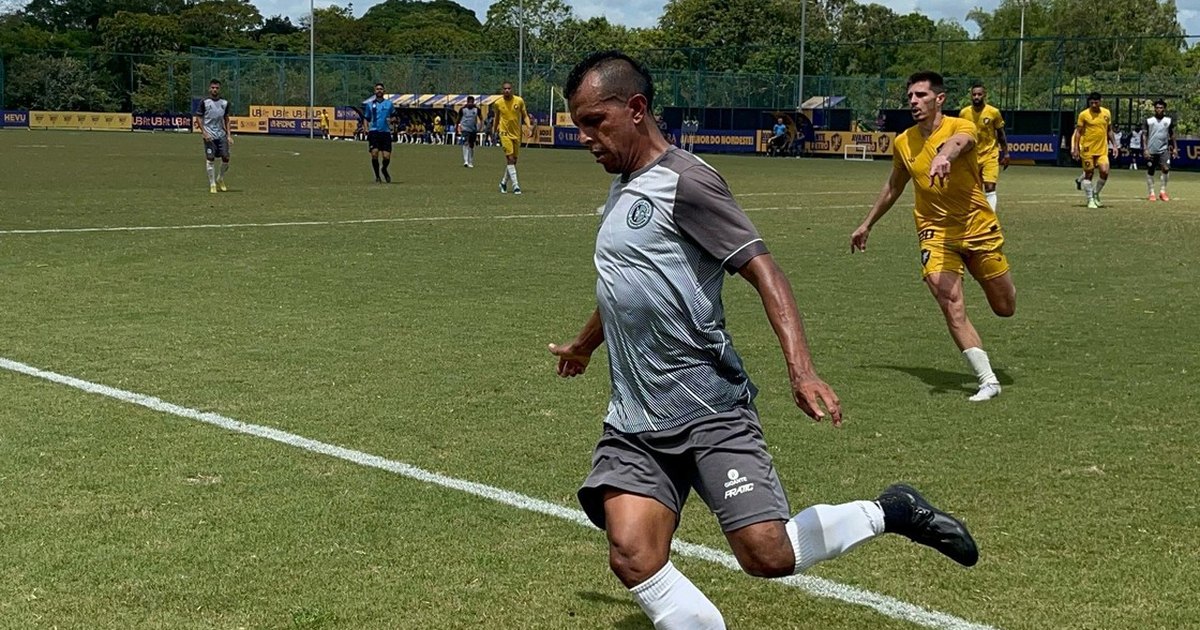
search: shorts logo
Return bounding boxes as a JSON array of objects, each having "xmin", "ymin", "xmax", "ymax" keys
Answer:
[
  {"xmin": 723, "ymin": 468, "xmax": 754, "ymax": 499},
  {"xmin": 921, "ymin": 249, "xmax": 931, "ymax": 267},
  {"xmin": 627, "ymin": 198, "xmax": 654, "ymax": 229}
]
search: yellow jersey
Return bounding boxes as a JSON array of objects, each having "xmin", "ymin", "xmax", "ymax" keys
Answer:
[
  {"xmin": 958, "ymin": 104, "xmax": 1004, "ymax": 159},
  {"xmin": 893, "ymin": 116, "xmax": 999, "ymax": 241},
  {"xmin": 493, "ymin": 95, "xmax": 527, "ymax": 139},
  {"xmin": 1076, "ymin": 107, "xmax": 1112, "ymax": 156}
]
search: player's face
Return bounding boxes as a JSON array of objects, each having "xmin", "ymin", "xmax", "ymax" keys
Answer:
[
  {"xmin": 209, "ymin": 83, "xmax": 220, "ymax": 97},
  {"xmin": 569, "ymin": 75, "xmax": 640, "ymax": 175},
  {"xmin": 502, "ymin": 83, "xmax": 513, "ymax": 99},
  {"xmin": 907, "ymin": 81, "xmax": 944, "ymax": 123},
  {"xmin": 374, "ymin": 85, "xmax": 384, "ymax": 99},
  {"xmin": 1088, "ymin": 98, "xmax": 1100, "ymax": 112},
  {"xmin": 1154, "ymin": 103, "xmax": 1165, "ymax": 117},
  {"xmin": 970, "ymin": 88, "xmax": 985, "ymax": 107}
]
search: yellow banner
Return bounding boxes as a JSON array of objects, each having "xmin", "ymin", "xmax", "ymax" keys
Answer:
[
  {"xmin": 231, "ymin": 116, "xmax": 268, "ymax": 134},
  {"xmin": 809, "ymin": 131, "xmax": 896, "ymax": 156},
  {"xmin": 533, "ymin": 125, "xmax": 554, "ymax": 145},
  {"xmin": 555, "ymin": 112, "xmax": 575, "ymax": 127},
  {"xmin": 249, "ymin": 105, "xmax": 334, "ymax": 120},
  {"xmin": 29, "ymin": 111, "xmax": 131, "ymax": 131}
]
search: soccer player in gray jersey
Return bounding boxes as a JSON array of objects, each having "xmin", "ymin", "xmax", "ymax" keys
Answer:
[
  {"xmin": 196, "ymin": 78, "xmax": 232, "ymax": 193},
  {"xmin": 1142, "ymin": 99, "xmax": 1178, "ymax": 201},
  {"xmin": 457, "ymin": 95, "xmax": 481, "ymax": 168},
  {"xmin": 552, "ymin": 51, "xmax": 979, "ymax": 629}
]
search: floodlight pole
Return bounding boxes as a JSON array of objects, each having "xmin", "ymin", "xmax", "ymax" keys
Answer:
[
  {"xmin": 1017, "ymin": 1, "xmax": 1026, "ymax": 110},
  {"xmin": 797, "ymin": 0, "xmax": 806, "ymax": 109},
  {"xmin": 309, "ymin": 0, "xmax": 315, "ymax": 138},
  {"xmin": 518, "ymin": 0, "xmax": 524, "ymax": 97}
]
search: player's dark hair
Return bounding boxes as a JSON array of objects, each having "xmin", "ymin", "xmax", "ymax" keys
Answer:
[
  {"xmin": 467, "ymin": 95, "xmax": 475, "ymax": 102},
  {"xmin": 375, "ymin": 82, "xmax": 384, "ymax": 89},
  {"xmin": 906, "ymin": 71, "xmax": 945, "ymax": 94},
  {"xmin": 1154, "ymin": 99, "xmax": 1167, "ymax": 107},
  {"xmin": 209, "ymin": 79, "xmax": 221, "ymax": 86},
  {"xmin": 565, "ymin": 50, "xmax": 656, "ymax": 109},
  {"xmin": 1088, "ymin": 91, "xmax": 1102, "ymax": 101},
  {"xmin": 971, "ymin": 82, "xmax": 985, "ymax": 90}
]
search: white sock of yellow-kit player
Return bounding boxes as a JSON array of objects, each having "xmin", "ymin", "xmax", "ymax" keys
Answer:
[
  {"xmin": 506, "ymin": 164, "xmax": 520, "ymax": 190},
  {"xmin": 1082, "ymin": 179, "xmax": 1093, "ymax": 202},
  {"xmin": 985, "ymin": 191, "xmax": 997, "ymax": 211},
  {"xmin": 1094, "ymin": 177, "xmax": 1107, "ymax": 197},
  {"xmin": 630, "ymin": 562, "xmax": 725, "ymax": 629},
  {"xmin": 786, "ymin": 501, "xmax": 884, "ymax": 573},
  {"xmin": 206, "ymin": 161, "xmax": 216, "ymax": 186},
  {"xmin": 963, "ymin": 347, "xmax": 998, "ymax": 385}
]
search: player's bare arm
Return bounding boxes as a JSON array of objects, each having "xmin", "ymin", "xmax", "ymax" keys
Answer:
[
  {"xmin": 549, "ymin": 308, "xmax": 605, "ymax": 377},
  {"xmin": 852, "ymin": 164, "xmax": 911, "ymax": 252},
  {"xmin": 1108, "ymin": 130, "xmax": 1118, "ymax": 157},
  {"xmin": 224, "ymin": 114, "xmax": 232, "ymax": 145},
  {"xmin": 929, "ymin": 132, "xmax": 975, "ymax": 178},
  {"xmin": 1071, "ymin": 126, "xmax": 1082, "ymax": 159},
  {"xmin": 997, "ymin": 126, "xmax": 1010, "ymax": 168},
  {"xmin": 738, "ymin": 253, "xmax": 842, "ymax": 425}
]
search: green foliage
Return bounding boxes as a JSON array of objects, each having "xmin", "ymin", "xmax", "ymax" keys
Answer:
[{"xmin": 5, "ymin": 52, "xmax": 119, "ymax": 109}]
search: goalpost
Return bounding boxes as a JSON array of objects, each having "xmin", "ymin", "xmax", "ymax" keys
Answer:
[{"xmin": 843, "ymin": 144, "xmax": 870, "ymax": 161}]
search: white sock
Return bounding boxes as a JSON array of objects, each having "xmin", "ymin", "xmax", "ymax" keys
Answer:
[
  {"xmin": 469, "ymin": 146, "xmax": 475, "ymax": 166},
  {"xmin": 1147, "ymin": 173, "xmax": 1155, "ymax": 195},
  {"xmin": 985, "ymin": 191, "xmax": 997, "ymax": 211},
  {"xmin": 500, "ymin": 167, "xmax": 509, "ymax": 185},
  {"xmin": 786, "ymin": 501, "xmax": 884, "ymax": 573},
  {"xmin": 219, "ymin": 161, "xmax": 229, "ymax": 181},
  {"xmin": 506, "ymin": 164, "xmax": 520, "ymax": 189},
  {"xmin": 963, "ymin": 347, "xmax": 998, "ymax": 386},
  {"xmin": 629, "ymin": 562, "xmax": 725, "ymax": 630},
  {"xmin": 206, "ymin": 161, "xmax": 215, "ymax": 185},
  {"xmin": 1094, "ymin": 178, "xmax": 1107, "ymax": 196},
  {"xmin": 1161, "ymin": 172, "xmax": 1169, "ymax": 193},
  {"xmin": 1082, "ymin": 179, "xmax": 1093, "ymax": 201}
]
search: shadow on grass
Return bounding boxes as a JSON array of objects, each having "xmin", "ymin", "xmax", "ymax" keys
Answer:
[
  {"xmin": 576, "ymin": 591, "xmax": 650, "ymax": 629},
  {"xmin": 866, "ymin": 365, "xmax": 1013, "ymax": 395}
]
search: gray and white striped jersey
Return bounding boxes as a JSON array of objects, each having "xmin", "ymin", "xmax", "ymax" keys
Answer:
[
  {"xmin": 1145, "ymin": 115, "xmax": 1173, "ymax": 154},
  {"xmin": 594, "ymin": 147, "xmax": 768, "ymax": 433},
  {"xmin": 198, "ymin": 98, "xmax": 229, "ymax": 139}
]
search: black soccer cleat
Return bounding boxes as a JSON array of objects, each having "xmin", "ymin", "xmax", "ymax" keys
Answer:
[{"xmin": 877, "ymin": 484, "xmax": 979, "ymax": 567}]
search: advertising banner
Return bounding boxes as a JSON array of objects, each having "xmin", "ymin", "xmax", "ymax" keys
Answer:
[
  {"xmin": 1006, "ymin": 135, "xmax": 1059, "ymax": 160},
  {"xmin": 1, "ymin": 110, "xmax": 29, "ymax": 128},
  {"xmin": 680, "ymin": 129, "xmax": 763, "ymax": 154},
  {"xmin": 267, "ymin": 117, "xmax": 318, "ymax": 135},
  {"xmin": 809, "ymin": 131, "xmax": 895, "ymax": 156},
  {"xmin": 133, "ymin": 113, "xmax": 192, "ymax": 131},
  {"xmin": 1170, "ymin": 140, "xmax": 1200, "ymax": 167},
  {"xmin": 29, "ymin": 111, "xmax": 131, "ymax": 131},
  {"xmin": 250, "ymin": 105, "xmax": 334, "ymax": 120}
]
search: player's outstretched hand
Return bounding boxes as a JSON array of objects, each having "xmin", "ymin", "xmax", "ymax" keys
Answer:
[
  {"xmin": 548, "ymin": 342, "xmax": 591, "ymax": 377},
  {"xmin": 850, "ymin": 224, "xmax": 870, "ymax": 253},
  {"xmin": 929, "ymin": 154, "xmax": 952, "ymax": 179},
  {"xmin": 791, "ymin": 373, "xmax": 842, "ymax": 427}
]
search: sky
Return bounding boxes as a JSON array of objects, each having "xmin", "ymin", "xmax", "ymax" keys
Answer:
[{"xmin": 263, "ymin": 0, "xmax": 1200, "ymax": 38}]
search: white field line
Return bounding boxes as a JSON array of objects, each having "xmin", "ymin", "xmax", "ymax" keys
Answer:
[
  {"xmin": 0, "ymin": 356, "xmax": 999, "ymax": 630},
  {"xmin": 0, "ymin": 193, "xmax": 1133, "ymax": 237}
]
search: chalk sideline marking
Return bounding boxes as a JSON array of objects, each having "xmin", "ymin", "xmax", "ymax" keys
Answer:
[{"xmin": 0, "ymin": 356, "xmax": 998, "ymax": 630}]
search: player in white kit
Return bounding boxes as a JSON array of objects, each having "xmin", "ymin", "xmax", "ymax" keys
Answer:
[{"xmin": 1141, "ymin": 99, "xmax": 1177, "ymax": 201}]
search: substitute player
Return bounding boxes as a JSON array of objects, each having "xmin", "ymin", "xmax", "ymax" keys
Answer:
[
  {"xmin": 959, "ymin": 83, "xmax": 1009, "ymax": 210},
  {"xmin": 554, "ymin": 52, "xmax": 979, "ymax": 630},
  {"xmin": 196, "ymin": 78, "xmax": 232, "ymax": 193},
  {"xmin": 1071, "ymin": 92, "xmax": 1118, "ymax": 209},
  {"xmin": 492, "ymin": 81, "xmax": 531, "ymax": 194},
  {"xmin": 1142, "ymin": 99, "xmax": 1178, "ymax": 201},
  {"xmin": 457, "ymin": 95, "xmax": 481, "ymax": 168},
  {"xmin": 851, "ymin": 70, "xmax": 1016, "ymax": 402},
  {"xmin": 364, "ymin": 82, "xmax": 395, "ymax": 183}
]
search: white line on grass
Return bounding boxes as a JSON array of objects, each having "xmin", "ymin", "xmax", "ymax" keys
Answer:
[{"xmin": 0, "ymin": 356, "xmax": 998, "ymax": 630}]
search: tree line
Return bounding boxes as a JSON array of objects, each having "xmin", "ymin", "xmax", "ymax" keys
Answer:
[{"xmin": 1, "ymin": 0, "xmax": 1197, "ymax": 115}]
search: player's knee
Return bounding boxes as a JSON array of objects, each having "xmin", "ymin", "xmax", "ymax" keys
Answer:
[
  {"xmin": 607, "ymin": 543, "xmax": 667, "ymax": 588},
  {"xmin": 735, "ymin": 547, "xmax": 795, "ymax": 578},
  {"xmin": 993, "ymin": 299, "xmax": 1016, "ymax": 318}
]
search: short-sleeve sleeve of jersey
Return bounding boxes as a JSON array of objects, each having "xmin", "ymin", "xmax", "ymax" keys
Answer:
[
  {"xmin": 993, "ymin": 111, "xmax": 1005, "ymax": 130},
  {"xmin": 1076, "ymin": 111, "xmax": 1087, "ymax": 129},
  {"xmin": 673, "ymin": 165, "xmax": 768, "ymax": 274}
]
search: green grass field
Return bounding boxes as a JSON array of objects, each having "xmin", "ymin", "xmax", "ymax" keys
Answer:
[{"xmin": 1, "ymin": 130, "xmax": 1197, "ymax": 630}]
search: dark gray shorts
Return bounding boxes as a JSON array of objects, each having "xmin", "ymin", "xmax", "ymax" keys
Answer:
[
  {"xmin": 204, "ymin": 137, "xmax": 229, "ymax": 161},
  {"xmin": 1147, "ymin": 151, "xmax": 1170, "ymax": 174},
  {"xmin": 577, "ymin": 407, "xmax": 791, "ymax": 533}
]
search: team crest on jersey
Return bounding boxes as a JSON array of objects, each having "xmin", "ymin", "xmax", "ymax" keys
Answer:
[{"xmin": 627, "ymin": 198, "xmax": 654, "ymax": 229}]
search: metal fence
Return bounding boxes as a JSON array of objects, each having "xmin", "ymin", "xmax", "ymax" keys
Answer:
[{"xmin": 5, "ymin": 36, "xmax": 1200, "ymax": 133}]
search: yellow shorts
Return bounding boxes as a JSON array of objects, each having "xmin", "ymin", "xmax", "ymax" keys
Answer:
[
  {"xmin": 979, "ymin": 156, "xmax": 1000, "ymax": 184},
  {"xmin": 1082, "ymin": 153, "xmax": 1109, "ymax": 172},
  {"xmin": 919, "ymin": 231, "xmax": 1009, "ymax": 281},
  {"xmin": 501, "ymin": 135, "xmax": 520, "ymax": 158}
]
